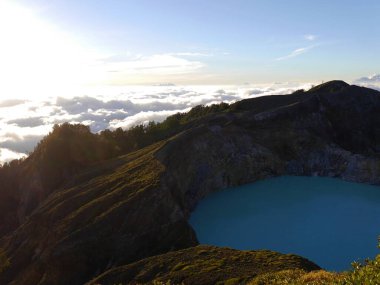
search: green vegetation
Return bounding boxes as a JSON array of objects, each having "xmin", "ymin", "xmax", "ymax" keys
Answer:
[
  {"xmin": 99, "ymin": 254, "xmax": 380, "ymax": 284},
  {"xmin": 248, "ymin": 242, "xmax": 380, "ymax": 285},
  {"xmin": 248, "ymin": 269, "xmax": 344, "ymax": 284},
  {"xmin": 88, "ymin": 245, "xmax": 319, "ymax": 285},
  {"xmin": 143, "ymin": 250, "xmax": 380, "ymax": 285},
  {"xmin": 342, "ymin": 255, "xmax": 380, "ymax": 284}
]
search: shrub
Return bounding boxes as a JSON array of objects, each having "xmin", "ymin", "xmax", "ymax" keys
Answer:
[{"xmin": 342, "ymin": 255, "xmax": 380, "ymax": 284}]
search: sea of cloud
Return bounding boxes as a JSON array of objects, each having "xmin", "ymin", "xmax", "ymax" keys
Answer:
[
  {"xmin": 0, "ymin": 78, "xmax": 378, "ymax": 165},
  {"xmin": 353, "ymin": 74, "xmax": 380, "ymax": 90}
]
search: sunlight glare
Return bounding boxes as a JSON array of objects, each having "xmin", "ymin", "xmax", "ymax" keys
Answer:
[{"xmin": 0, "ymin": 1, "xmax": 101, "ymax": 100}]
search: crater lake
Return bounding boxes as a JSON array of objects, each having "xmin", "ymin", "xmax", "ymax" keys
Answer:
[{"xmin": 189, "ymin": 176, "xmax": 380, "ymax": 271}]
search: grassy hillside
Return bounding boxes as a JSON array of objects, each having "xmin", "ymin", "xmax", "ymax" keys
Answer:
[
  {"xmin": 88, "ymin": 246, "xmax": 380, "ymax": 285},
  {"xmin": 0, "ymin": 140, "xmax": 196, "ymax": 284},
  {"xmin": 87, "ymin": 245, "xmax": 320, "ymax": 285}
]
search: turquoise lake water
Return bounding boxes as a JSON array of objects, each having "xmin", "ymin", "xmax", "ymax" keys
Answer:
[{"xmin": 189, "ymin": 176, "xmax": 380, "ymax": 271}]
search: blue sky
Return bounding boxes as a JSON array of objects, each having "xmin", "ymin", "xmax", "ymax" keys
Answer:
[
  {"xmin": 0, "ymin": 0, "xmax": 380, "ymax": 163},
  {"xmin": 2, "ymin": 0, "xmax": 380, "ymax": 86}
]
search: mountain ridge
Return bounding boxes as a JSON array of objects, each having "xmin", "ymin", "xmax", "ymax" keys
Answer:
[{"xmin": 1, "ymin": 81, "xmax": 380, "ymax": 284}]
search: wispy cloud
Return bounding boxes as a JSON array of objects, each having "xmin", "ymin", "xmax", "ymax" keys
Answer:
[
  {"xmin": 169, "ymin": 52, "xmax": 212, "ymax": 57},
  {"xmin": 98, "ymin": 53, "xmax": 206, "ymax": 81},
  {"xmin": 276, "ymin": 45, "xmax": 315, "ymax": 61},
  {"xmin": 304, "ymin": 34, "xmax": 317, "ymax": 41}
]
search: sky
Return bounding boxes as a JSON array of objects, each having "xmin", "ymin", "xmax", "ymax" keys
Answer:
[
  {"xmin": 1, "ymin": 0, "xmax": 380, "ymax": 91},
  {"xmin": 0, "ymin": 0, "xmax": 379, "ymax": 164}
]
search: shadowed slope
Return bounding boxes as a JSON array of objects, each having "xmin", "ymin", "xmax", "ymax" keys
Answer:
[{"xmin": 0, "ymin": 142, "xmax": 197, "ymax": 285}]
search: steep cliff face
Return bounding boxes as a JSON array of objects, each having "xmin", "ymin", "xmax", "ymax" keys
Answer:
[
  {"xmin": 1, "ymin": 81, "xmax": 380, "ymax": 284},
  {"xmin": 158, "ymin": 82, "xmax": 380, "ymax": 214}
]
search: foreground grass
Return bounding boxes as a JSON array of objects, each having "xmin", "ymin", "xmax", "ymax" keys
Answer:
[
  {"xmin": 105, "ymin": 253, "xmax": 380, "ymax": 285},
  {"xmin": 249, "ymin": 254, "xmax": 380, "ymax": 285},
  {"xmin": 88, "ymin": 245, "xmax": 319, "ymax": 285},
  {"xmin": 248, "ymin": 269, "xmax": 345, "ymax": 285}
]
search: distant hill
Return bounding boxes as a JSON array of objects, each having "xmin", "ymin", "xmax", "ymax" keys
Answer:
[{"xmin": 1, "ymin": 81, "xmax": 380, "ymax": 284}]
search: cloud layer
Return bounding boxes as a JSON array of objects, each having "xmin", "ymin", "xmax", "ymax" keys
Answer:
[
  {"xmin": 0, "ymin": 83, "xmax": 314, "ymax": 164},
  {"xmin": 353, "ymin": 74, "xmax": 380, "ymax": 90},
  {"xmin": 354, "ymin": 74, "xmax": 380, "ymax": 84}
]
